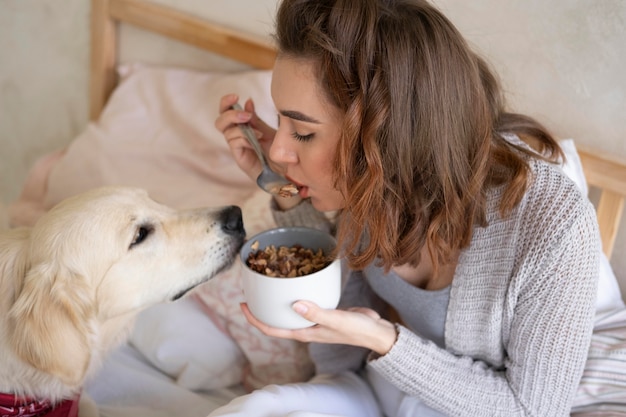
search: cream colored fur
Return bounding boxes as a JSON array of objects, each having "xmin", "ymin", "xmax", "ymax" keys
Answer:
[{"xmin": 0, "ymin": 186, "xmax": 245, "ymax": 416}]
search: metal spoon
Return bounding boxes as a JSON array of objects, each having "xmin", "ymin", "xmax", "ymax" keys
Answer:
[{"xmin": 232, "ymin": 103, "xmax": 298, "ymax": 197}]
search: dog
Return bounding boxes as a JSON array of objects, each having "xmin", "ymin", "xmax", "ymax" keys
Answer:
[{"xmin": 0, "ymin": 186, "xmax": 245, "ymax": 417}]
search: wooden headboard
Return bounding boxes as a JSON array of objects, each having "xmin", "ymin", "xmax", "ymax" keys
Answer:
[
  {"xmin": 88, "ymin": 0, "xmax": 626, "ymax": 259},
  {"xmin": 89, "ymin": 0, "xmax": 276, "ymax": 121},
  {"xmin": 578, "ymin": 147, "xmax": 626, "ymax": 258}
]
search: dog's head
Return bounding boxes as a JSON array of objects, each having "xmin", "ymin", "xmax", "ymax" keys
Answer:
[{"xmin": 2, "ymin": 186, "xmax": 245, "ymax": 389}]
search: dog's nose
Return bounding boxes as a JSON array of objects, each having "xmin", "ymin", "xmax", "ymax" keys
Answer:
[{"xmin": 219, "ymin": 205, "xmax": 245, "ymax": 236}]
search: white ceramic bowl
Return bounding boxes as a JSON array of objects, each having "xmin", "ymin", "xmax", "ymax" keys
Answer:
[{"xmin": 240, "ymin": 227, "xmax": 341, "ymax": 329}]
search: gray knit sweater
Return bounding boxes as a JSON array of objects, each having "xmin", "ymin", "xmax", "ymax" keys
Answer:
[{"xmin": 271, "ymin": 154, "xmax": 601, "ymax": 417}]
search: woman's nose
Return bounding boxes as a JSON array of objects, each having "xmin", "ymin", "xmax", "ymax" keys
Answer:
[{"xmin": 269, "ymin": 129, "xmax": 298, "ymax": 165}]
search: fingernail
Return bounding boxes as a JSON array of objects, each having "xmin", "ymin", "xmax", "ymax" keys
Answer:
[
  {"xmin": 293, "ymin": 302, "xmax": 308, "ymax": 314},
  {"xmin": 237, "ymin": 112, "xmax": 251, "ymax": 122}
]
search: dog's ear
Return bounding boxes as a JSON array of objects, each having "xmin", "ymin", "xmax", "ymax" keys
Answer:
[
  {"xmin": 0, "ymin": 227, "xmax": 31, "ymax": 284},
  {"xmin": 8, "ymin": 262, "xmax": 95, "ymax": 387}
]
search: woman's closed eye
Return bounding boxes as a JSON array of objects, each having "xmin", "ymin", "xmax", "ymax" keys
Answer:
[
  {"xmin": 277, "ymin": 113, "xmax": 316, "ymax": 142},
  {"xmin": 291, "ymin": 131, "xmax": 314, "ymax": 142}
]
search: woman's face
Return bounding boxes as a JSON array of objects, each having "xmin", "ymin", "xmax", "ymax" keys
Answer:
[{"xmin": 269, "ymin": 57, "xmax": 346, "ymax": 212}]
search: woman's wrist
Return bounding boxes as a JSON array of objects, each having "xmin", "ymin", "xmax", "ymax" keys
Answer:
[{"xmin": 371, "ymin": 321, "xmax": 399, "ymax": 356}]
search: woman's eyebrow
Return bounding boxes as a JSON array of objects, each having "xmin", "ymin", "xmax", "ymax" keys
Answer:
[{"xmin": 279, "ymin": 109, "xmax": 321, "ymax": 124}]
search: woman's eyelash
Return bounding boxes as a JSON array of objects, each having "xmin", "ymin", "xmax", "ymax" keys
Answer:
[
  {"xmin": 276, "ymin": 114, "xmax": 314, "ymax": 141},
  {"xmin": 291, "ymin": 131, "xmax": 314, "ymax": 142}
]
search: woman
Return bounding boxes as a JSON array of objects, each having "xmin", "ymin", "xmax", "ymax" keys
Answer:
[{"xmin": 211, "ymin": 0, "xmax": 600, "ymax": 416}]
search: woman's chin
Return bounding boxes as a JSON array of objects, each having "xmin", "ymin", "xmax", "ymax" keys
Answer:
[{"xmin": 309, "ymin": 195, "xmax": 344, "ymax": 213}]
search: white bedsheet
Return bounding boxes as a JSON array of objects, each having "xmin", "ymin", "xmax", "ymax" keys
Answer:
[{"xmin": 85, "ymin": 298, "xmax": 248, "ymax": 417}]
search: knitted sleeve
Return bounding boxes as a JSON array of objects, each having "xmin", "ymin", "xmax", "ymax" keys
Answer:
[
  {"xmin": 270, "ymin": 198, "xmax": 335, "ymax": 235},
  {"xmin": 368, "ymin": 186, "xmax": 601, "ymax": 416}
]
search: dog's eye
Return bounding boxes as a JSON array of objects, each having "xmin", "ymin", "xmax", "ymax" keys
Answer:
[{"xmin": 130, "ymin": 226, "xmax": 151, "ymax": 248}]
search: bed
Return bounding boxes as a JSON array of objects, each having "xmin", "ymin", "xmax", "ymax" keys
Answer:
[{"xmin": 6, "ymin": 0, "xmax": 626, "ymax": 416}]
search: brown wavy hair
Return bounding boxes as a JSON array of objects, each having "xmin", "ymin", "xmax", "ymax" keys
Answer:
[{"xmin": 274, "ymin": 0, "xmax": 563, "ymax": 272}]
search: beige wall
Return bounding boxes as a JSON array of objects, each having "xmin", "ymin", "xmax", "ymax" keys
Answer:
[
  {"xmin": 1, "ymin": 0, "xmax": 91, "ymax": 201},
  {"xmin": 1, "ymin": 0, "xmax": 625, "ymax": 291},
  {"xmin": 434, "ymin": 0, "xmax": 626, "ymax": 155}
]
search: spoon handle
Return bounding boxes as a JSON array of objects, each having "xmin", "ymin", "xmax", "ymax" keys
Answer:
[{"xmin": 232, "ymin": 104, "xmax": 268, "ymax": 166}]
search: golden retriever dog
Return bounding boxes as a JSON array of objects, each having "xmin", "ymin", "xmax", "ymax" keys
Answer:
[{"xmin": 0, "ymin": 186, "xmax": 245, "ymax": 417}]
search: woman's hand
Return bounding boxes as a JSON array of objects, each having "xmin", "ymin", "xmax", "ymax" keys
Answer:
[
  {"xmin": 215, "ymin": 94, "xmax": 276, "ymax": 183},
  {"xmin": 215, "ymin": 94, "xmax": 303, "ymax": 210},
  {"xmin": 240, "ymin": 301, "xmax": 398, "ymax": 356}
]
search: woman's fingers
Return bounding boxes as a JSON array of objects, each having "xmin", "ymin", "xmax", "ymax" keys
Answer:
[
  {"xmin": 214, "ymin": 94, "xmax": 266, "ymax": 181},
  {"xmin": 346, "ymin": 306, "xmax": 382, "ymax": 320},
  {"xmin": 243, "ymin": 97, "xmax": 255, "ymax": 113},
  {"xmin": 244, "ymin": 98, "xmax": 276, "ymax": 139},
  {"xmin": 241, "ymin": 301, "xmax": 397, "ymax": 355},
  {"xmin": 291, "ymin": 300, "xmax": 327, "ymax": 323},
  {"xmin": 240, "ymin": 302, "xmax": 300, "ymax": 339},
  {"xmin": 216, "ymin": 94, "xmax": 252, "ymax": 133},
  {"xmin": 219, "ymin": 93, "xmax": 240, "ymax": 113}
]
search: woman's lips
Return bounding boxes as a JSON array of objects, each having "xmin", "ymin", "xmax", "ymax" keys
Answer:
[{"xmin": 287, "ymin": 177, "xmax": 308, "ymax": 198}]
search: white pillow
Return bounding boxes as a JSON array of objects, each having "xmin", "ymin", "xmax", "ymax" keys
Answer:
[
  {"xmin": 129, "ymin": 297, "xmax": 246, "ymax": 391},
  {"xmin": 559, "ymin": 139, "xmax": 625, "ymax": 318},
  {"xmin": 44, "ymin": 64, "xmax": 276, "ymax": 210}
]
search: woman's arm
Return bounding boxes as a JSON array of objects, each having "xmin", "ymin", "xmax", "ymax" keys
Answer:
[{"xmin": 369, "ymin": 197, "xmax": 600, "ymax": 416}]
